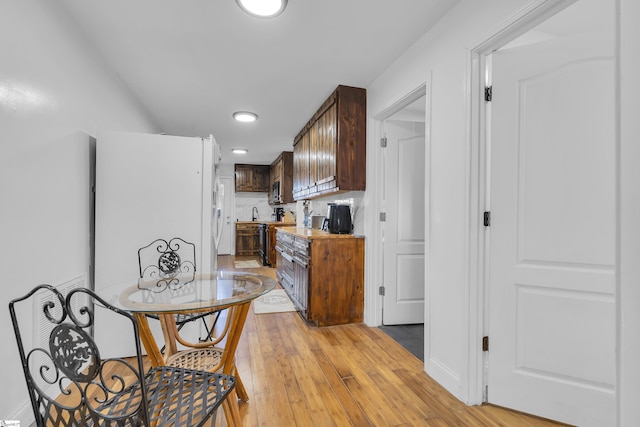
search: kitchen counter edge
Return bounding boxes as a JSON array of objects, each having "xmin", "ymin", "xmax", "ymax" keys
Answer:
[
  {"xmin": 236, "ymin": 221, "xmax": 296, "ymax": 225},
  {"xmin": 277, "ymin": 227, "xmax": 363, "ymax": 240}
]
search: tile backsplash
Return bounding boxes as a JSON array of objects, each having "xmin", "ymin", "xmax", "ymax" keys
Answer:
[
  {"xmin": 234, "ymin": 193, "xmax": 296, "ymax": 222},
  {"xmin": 295, "ymin": 191, "xmax": 364, "ymax": 233},
  {"xmin": 234, "ymin": 193, "xmax": 272, "ymax": 222},
  {"xmin": 233, "ymin": 191, "xmax": 363, "ymax": 232}
]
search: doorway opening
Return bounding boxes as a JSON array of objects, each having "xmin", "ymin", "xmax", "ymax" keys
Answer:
[{"xmin": 375, "ymin": 85, "xmax": 427, "ymax": 357}]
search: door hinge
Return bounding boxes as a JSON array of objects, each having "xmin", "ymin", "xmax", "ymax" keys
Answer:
[
  {"xmin": 379, "ymin": 286, "xmax": 385, "ymax": 296},
  {"xmin": 379, "ymin": 212, "xmax": 386, "ymax": 222},
  {"xmin": 482, "ymin": 336, "xmax": 489, "ymax": 352},
  {"xmin": 380, "ymin": 137, "xmax": 387, "ymax": 148},
  {"xmin": 484, "ymin": 86, "xmax": 492, "ymax": 102},
  {"xmin": 483, "ymin": 211, "xmax": 491, "ymax": 227}
]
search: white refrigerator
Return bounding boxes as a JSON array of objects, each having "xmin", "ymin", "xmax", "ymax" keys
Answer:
[{"xmin": 94, "ymin": 131, "xmax": 223, "ymax": 356}]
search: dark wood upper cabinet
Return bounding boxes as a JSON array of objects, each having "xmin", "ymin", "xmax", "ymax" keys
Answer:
[
  {"xmin": 234, "ymin": 164, "xmax": 270, "ymax": 192},
  {"xmin": 269, "ymin": 151, "xmax": 294, "ymax": 204},
  {"xmin": 293, "ymin": 85, "xmax": 366, "ymax": 200}
]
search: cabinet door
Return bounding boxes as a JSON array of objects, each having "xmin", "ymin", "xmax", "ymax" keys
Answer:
[
  {"xmin": 280, "ymin": 151, "xmax": 294, "ymax": 203},
  {"xmin": 271, "ymin": 157, "xmax": 282, "ymax": 183},
  {"xmin": 235, "ymin": 164, "xmax": 269, "ymax": 192},
  {"xmin": 292, "ymin": 140, "xmax": 302, "ymax": 195},
  {"xmin": 269, "ymin": 158, "xmax": 281, "ymax": 204},
  {"xmin": 309, "ymin": 120, "xmax": 320, "ymax": 189},
  {"xmin": 252, "ymin": 165, "xmax": 270, "ymax": 192},
  {"xmin": 236, "ymin": 224, "xmax": 259, "ymax": 255},
  {"xmin": 293, "ymin": 258, "xmax": 309, "ymax": 318},
  {"xmin": 293, "ymin": 133, "xmax": 310, "ymax": 197},
  {"xmin": 275, "ymin": 243, "xmax": 284, "ymax": 282},
  {"xmin": 317, "ymin": 103, "xmax": 337, "ymax": 187},
  {"xmin": 235, "ymin": 165, "xmax": 253, "ymax": 192}
]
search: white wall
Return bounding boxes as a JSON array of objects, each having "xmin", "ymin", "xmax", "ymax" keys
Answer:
[
  {"xmin": 365, "ymin": 0, "xmax": 529, "ymax": 403},
  {"xmin": 0, "ymin": 1, "xmax": 158, "ymax": 423},
  {"xmin": 366, "ymin": 1, "xmax": 640, "ymax": 424},
  {"xmin": 619, "ymin": 0, "xmax": 640, "ymax": 424}
]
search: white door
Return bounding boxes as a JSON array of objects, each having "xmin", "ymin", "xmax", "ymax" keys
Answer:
[
  {"xmin": 217, "ymin": 177, "xmax": 233, "ymax": 255},
  {"xmin": 487, "ymin": 29, "xmax": 615, "ymax": 426},
  {"xmin": 382, "ymin": 110, "xmax": 426, "ymax": 325}
]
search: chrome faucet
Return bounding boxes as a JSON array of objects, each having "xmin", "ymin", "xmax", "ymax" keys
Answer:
[{"xmin": 252, "ymin": 207, "xmax": 259, "ymax": 221}]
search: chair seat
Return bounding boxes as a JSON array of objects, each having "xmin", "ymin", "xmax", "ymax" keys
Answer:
[
  {"xmin": 166, "ymin": 348, "xmax": 224, "ymax": 372},
  {"xmin": 165, "ymin": 347, "xmax": 249, "ymax": 404},
  {"xmin": 92, "ymin": 365, "xmax": 234, "ymax": 426}
]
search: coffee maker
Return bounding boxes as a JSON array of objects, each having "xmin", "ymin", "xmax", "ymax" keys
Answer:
[
  {"xmin": 274, "ymin": 207, "xmax": 285, "ymax": 221},
  {"xmin": 326, "ymin": 203, "xmax": 352, "ymax": 234}
]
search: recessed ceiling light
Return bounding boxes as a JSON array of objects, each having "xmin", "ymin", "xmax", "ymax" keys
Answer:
[
  {"xmin": 235, "ymin": 0, "xmax": 287, "ymax": 18},
  {"xmin": 233, "ymin": 111, "xmax": 258, "ymax": 122},
  {"xmin": 232, "ymin": 148, "xmax": 248, "ymax": 154}
]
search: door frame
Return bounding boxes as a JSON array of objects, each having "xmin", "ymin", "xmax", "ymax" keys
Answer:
[
  {"xmin": 465, "ymin": 0, "xmax": 609, "ymax": 406},
  {"xmin": 368, "ymin": 83, "xmax": 429, "ymax": 328}
]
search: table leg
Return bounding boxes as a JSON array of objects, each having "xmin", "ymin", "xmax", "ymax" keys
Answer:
[
  {"xmin": 134, "ymin": 313, "xmax": 164, "ymax": 368},
  {"xmin": 219, "ymin": 303, "xmax": 252, "ymax": 425},
  {"xmin": 222, "ymin": 388, "xmax": 242, "ymax": 427},
  {"xmin": 159, "ymin": 313, "xmax": 178, "ymax": 358},
  {"xmin": 235, "ymin": 369, "xmax": 249, "ymax": 402}
]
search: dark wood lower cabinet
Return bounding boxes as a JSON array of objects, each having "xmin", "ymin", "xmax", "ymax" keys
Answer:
[
  {"xmin": 276, "ymin": 228, "xmax": 364, "ymax": 326},
  {"xmin": 236, "ymin": 222, "xmax": 260, "ymax": 256},
  {"xmin": 266, "ymin": 222, "xmax": 296, "ymax": 266}
]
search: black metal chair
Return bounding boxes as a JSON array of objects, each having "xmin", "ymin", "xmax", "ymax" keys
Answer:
[
  {"xmin": 138, "ymin": 237, "xmax": 220, "ymax": 344},
  {"xmin": 9, "ymin": 284, "xmax": 235, "ymax": 427}
]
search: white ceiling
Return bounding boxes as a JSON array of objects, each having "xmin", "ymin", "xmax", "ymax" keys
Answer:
[{"xmin": 58, "ymin": 0, "xmax": 457, "ymax": 167}]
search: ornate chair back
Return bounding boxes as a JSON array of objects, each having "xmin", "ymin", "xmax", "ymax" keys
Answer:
[
  {"xmin": 9, "ymin": 284, "xmax": 234, "ymax": 427},
  {"xmin": 137, "ymin": 237, "xmax": 196, "ymax": 285}
]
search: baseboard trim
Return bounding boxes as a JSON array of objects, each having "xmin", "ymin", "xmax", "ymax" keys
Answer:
[
  {"xmin": 10, "ymin": 398, "xmax": 35, "ymax": 427},
  {"xmin": 426, "ymin": 357, "xmax": 465, "ymax": 402}
]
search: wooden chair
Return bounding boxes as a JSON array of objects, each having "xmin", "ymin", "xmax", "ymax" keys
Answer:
[
  {"xmin": 9, "ymin": 284, "xmax": 235, "ymax": 427},
  {"xmin": 138, "ymin": 237, "xmax": 220, "ymax": 344}
]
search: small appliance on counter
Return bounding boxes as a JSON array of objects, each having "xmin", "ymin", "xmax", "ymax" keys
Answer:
[
  {"xmin": 311, "ymin": 215, "xmax": 326, "ymax": 229},
  {"xmin": 326, "ymin": 203, "xmax": 352, "ymax": 234},
  {"xmin": 283, "ymin": 210, "xmax": 296, "ymax": 223},
  {"xmin": 274, "ymin": 207, "xmax": 285, "ymax": 221}
]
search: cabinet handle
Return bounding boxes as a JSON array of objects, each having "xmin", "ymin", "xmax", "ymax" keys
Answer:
[
  {"xmin": 293, "ymin": 256, "xmax": 308, "ymax": 268},
  {"xmin": 316, "ymin": 176, "xmax": 336, "ymax": 185},
  {"xmin": 282, "ymin": 252, "xmax": 294, "ymax": 262}
]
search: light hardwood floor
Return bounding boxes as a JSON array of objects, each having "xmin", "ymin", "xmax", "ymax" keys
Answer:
[{"xmin": 212, "ymin": 255, "xmax": 568, "ymax": 427}]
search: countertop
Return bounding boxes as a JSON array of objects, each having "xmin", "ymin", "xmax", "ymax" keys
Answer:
[
  {"xmin": 236, "ymin": 221, "xmax": 296, "ymax": 225},
  {"xmin": 278, "ymin": 227, "xmax": 363, "ymax": 240}
]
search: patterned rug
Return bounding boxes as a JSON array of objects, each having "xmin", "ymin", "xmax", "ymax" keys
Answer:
[
  {"xmin": 233, "ymin": 260, "xmax": 261, "ymax": 268},
  {"xmin": 253, "ymin": 289, "xmax": 297, "ymax": 314}
]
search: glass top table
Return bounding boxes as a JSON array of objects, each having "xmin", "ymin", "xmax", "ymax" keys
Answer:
[
  {"xmin": 98, "ymin": 270, "xmax": 276, "ymax": 314},
  {"xmin": 96, "ymin": 270, "xmax": 275, "ymax": 427}
]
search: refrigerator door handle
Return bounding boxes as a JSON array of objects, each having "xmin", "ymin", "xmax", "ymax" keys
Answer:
[{"xmin": 214, "ymin": 177, "xmax": 224, "ymax": 250}]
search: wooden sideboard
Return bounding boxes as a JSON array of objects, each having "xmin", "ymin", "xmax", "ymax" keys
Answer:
[{"xmin": 275, "ymin": 227, "xmax": 364, "ymax": 326}]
